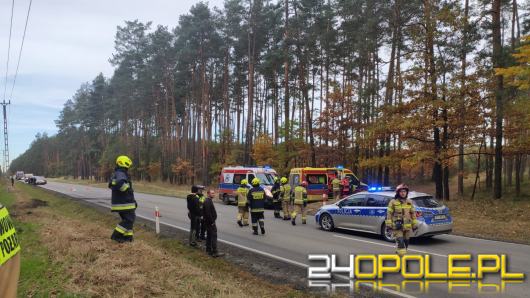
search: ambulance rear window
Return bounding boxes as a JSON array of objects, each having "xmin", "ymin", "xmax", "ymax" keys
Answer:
[{"xmin": 307, "ymin": 174, "xmax": 327, "ymax": 184}]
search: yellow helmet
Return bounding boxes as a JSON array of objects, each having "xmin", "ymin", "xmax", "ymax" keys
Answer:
[
  {"xmin": 280, "ymin": 177, "xmax": 288, "ymax": 184},
  {"xmin": 251, "ymin": 178, "xmax": 260, "ymax": 186},
  {"xmin": 116, "ymin": 155, "xmax": 133, "ymax": 169},
  {"xmin": 241, "ymin": 179, "xmax": 248, "ymax": 185}
]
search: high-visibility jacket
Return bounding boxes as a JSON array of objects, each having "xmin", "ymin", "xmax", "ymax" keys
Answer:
[
  {"xmin": 187, "ymin": 193, "xmax": 201, "ymax": 216},
  {"xmin": 331, "ymin": 178, "xmax": 341, "ymax": 191},
  {"xmin": 0, "ymin": 203, "xmax": 20, "ymax": 266},
  {"xmin": 247, "ymin": 186, "xmax": 265, "ymax": 212},
  {"xmin": 385, "ymin": 198, "xmax": 418, "ymax": 230},
  {"xmin": 109, "ymin": 167, "xmax": 136, "ymax": 212},
  {"xmin": 293, "ymin": 186, "xmax": 307, "ymax": 205},
  {"xmin": 280, "ymin": 184, "xmax": 291, "ymax": 202},
  {"xmin": 271, "ymin": 182, "xmax": 281, "ymax": 202},
  {"xmin": 197, "ymin": 194, "xmax": 206, "ymax": 214},
  {"xmin": 236, "ymin": 186, "xmax": 249, "ymax": 207}
]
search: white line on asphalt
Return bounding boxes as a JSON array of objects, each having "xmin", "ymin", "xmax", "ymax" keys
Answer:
[
  {"xmin": 333, "ymin": 234, "xmax": 447, "ymax": 258},
  {"xmin": 49, "ymin": 191, "xmax": 415, "ymax": 298}
]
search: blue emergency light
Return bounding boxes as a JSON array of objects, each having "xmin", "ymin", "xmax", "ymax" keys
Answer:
[{"xmin": 336, "ymin": 165, "xmax": 344, "ymax": 170}]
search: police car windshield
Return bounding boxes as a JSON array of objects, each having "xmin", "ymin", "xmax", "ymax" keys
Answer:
[{"xmin": 412, "ymin": 196, "xmax": 442, "ymax": 208}]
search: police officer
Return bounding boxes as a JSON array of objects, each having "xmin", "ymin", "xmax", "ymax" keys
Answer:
[
  {"xmin": 0, "ymin": 202, "xmax": 21, "ymax": 298},
  {"xmin": 271, "ymin": 177, "xmax": 282, "ymax": 218},
  {"xmin": 109, "ymin": 155, "xmax": 137, "ymax": 243},
  {"xmin": 331, "ymin": 176, "xmax": 341, "ymax": 200},
  {"xmin": 236, "ymin": 179, "xmax": 250, "ymax": 227},
  {"xmin": 247, "ymin": 178, "xmax": 266, "ymax": 235},
  {"xmin": 187, "ymin": 185, "xmax": 202, "ymax": 247},
  {"xmin": 197, "ymin": 186, "xmax": 207, "ymax": 241},
  {"xmin": 385, "ymin": 184, "xmax": 418, "ymax": 256},
  {"xmin": 279, "ymin": 177, "xmax": 291, "ymax": 220},
  {"xmin": 291, "ymin": 181, "xmax": 308, "ymax": 225}
]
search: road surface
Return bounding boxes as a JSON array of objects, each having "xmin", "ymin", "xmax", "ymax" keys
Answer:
[{"xmin": 39, "ymin": 181, "xmax": 529, "ymax": 298}]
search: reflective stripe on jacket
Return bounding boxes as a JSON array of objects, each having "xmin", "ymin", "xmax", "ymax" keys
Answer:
[
  {"xmin": 280, "ymin": 184, "xmax": 291, "ymax": 202},
  {"xmin": 247, "ymin": 186, "xmax": 265, "ymax": 212},
  {"xmin": 293, "ymin": 186, "xmax": 307, "ymax": 205},
  {"xmin": 109, "ymin": 167, "xmax": 136, "ymax": 212},
  {"xmin": 236, "ymin": 186, "xmax": 249, "ymax": 207},
  {"xmin": 385, "ymin": 198, "xmax": 418, "ymax": 230}
]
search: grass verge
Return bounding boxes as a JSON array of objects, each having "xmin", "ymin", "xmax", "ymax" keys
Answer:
[{"xmin": 2, "ymin": 182, "xmax": 311, "ymax": 297}]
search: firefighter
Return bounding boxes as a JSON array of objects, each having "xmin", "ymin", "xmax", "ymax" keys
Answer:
[
  {"xmin": 247, "ymin": 178, "xmax": 266, "ymax": 235},
  {"xmin": 186, "ymin": 185, "xmax": 203, "ymax": 247},
  {"xmin": 291, "ymin": 181, "xmax": 308, "ymax": 225},
  {"xmin": 331, "ymin": 176, "xmax": 341, "ymax": 200},
  {"xmin": 236, "ymin": 179, "xmax": 250, "ymax": 227},
  {"xmin": 280, "ymin": 177, "xmax": 292, "ymax": 220},
  {"xmin": 0, "ymin": 203, "xmax": 21, "ymax": 298},
  {"xmin": 109, "ymin": 155, "xmax": 137, "ymax": 243},
  {"xmin": 385, "ymin": 184, "xmax": 418, "ymax": 256},
  {"xmin": 271, "ymin": 176, "xmax": 282, "ymax": 218}
]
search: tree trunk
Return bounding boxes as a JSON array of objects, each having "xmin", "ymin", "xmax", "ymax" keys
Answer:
[{"xmin": 493, "ymin": 0, "xmax": 504, "ymax": 199}]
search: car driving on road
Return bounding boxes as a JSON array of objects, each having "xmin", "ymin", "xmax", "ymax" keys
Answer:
[{"xmin": 314, "ymin": 188, "xmax": 453, "ymax": 241}]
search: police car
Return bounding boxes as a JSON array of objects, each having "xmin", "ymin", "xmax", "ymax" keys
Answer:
[{"xmin": 314, "ymin": 187, "xmax": 453, "ymax": 241}]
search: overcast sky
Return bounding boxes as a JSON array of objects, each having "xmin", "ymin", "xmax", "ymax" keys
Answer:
[{"xmin": 0, "ymin": 0, "xmax": 224, "ymax": 161}]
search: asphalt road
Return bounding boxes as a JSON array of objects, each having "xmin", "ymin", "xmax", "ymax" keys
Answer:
[{"xmin": 39, "ymin": 181, "xmax": 529, "ymax": 298}]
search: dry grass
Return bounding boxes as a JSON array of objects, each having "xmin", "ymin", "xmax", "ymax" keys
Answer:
[{"xmin": 12, "ymin": 183, "xmax": 308, "ymax": 297}]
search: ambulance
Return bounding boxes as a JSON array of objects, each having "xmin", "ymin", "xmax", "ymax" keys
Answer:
[
  {"xmin": 288, "ymin": 167, "xmax": 367, "ymax": 201},
  {"xmin": 218, "ymin": 166, "xmax": 278, "ymax": 205}
]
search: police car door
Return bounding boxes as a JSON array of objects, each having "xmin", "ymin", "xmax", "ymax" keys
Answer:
[
  {"xmin": 335, "ymin": 194, "xmax": 366, "ymax": 229},
  {"xmin": 361, "ymin": 195, "xmax": 389, "ymax": 233}
]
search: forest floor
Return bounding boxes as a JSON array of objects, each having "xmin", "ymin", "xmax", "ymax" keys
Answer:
[
  {"xmin": 49, "ymin": 175, "xmax": 530, "ymax": 244},
  {"xmin": 1, "ymin": 182, "xmax": 321, "ymax": 297}
]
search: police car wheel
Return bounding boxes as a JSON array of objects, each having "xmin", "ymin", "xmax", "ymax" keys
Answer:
[
  {"xmin": 382, "ymin": 223, "xmax": 395, "ymax": 242},
  {"xmin": 320, "ymin": 214, "xmax": 334, "ymax": 231}
]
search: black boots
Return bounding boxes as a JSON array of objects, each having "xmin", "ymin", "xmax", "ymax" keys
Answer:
[
  {"xmin": 253, "ymin": 226, "xmax": 259, "ymax": 235},
  {"xmin": 291, "ymin": 219, "xmax": 296, "ymax": 225},
  {"xmin": 237, "ymin": 220, "xmax": 243, "ymax": 227}
]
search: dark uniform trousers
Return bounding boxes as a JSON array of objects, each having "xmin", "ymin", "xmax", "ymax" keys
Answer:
[
  {"xmin": 118, "ymin": 210, "xmax": 136, "ymax": 241},
  {"xmin": 251, "ymin": 212, "xmax": 265, "ymax": 229},
  {"xmin": 205, "ymin": 223, "xmax": 218, "ymax": 253},
  {"xmin": 188, "ymin": 214, "xmax": 201, "ymax": 245}
]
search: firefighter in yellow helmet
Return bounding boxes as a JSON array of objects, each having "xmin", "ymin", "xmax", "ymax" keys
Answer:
[
  {"xmin": 279, "ymin": 177, "xmax": 292, "ymax": 220},
  {"xmin": 109, "ymin": 155, "xmax": 137, "ymax": 243},
  {"xmin": 0, "ymin": 202, "xmax": 21, "ymax": 298},
  {"xmin": 271, "ymin": 176, "xmax": 282, "ymax": 218},
  {"xmin": 247, "ymin": 178, "xmax": 266, "ymax": 235},
  {"xmin": 236, "ymin": 179, "xmax": 250, "ymax": 227},
  {"xmin": 385, "ymin": 184, "xmax": 418, "ymax": 256},
  {"xmin": 291, "ymin": 181, "xmax": 308, "ymax": 225}
]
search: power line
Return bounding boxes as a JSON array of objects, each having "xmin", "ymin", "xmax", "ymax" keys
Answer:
[
  {"xmin": 3, "ymin": 0, "xmax": 15, "ymax": 102},
  {"xmin": 9, "ymin": 0, "xmax": 34, "ymax": 100}
]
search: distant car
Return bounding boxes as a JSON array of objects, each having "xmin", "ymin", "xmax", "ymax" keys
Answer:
[
  {"xmin": 34, "ymin": 176, "xmax": 47, "ymax": 185},
  {"xmin": 314, "ymin": 188, "xmax": 453, "ymax": 241}
]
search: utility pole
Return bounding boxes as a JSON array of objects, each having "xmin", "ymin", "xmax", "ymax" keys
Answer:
[{"xmin": 1, "ymin": 100, "xmax": 10, "ymax": 175}]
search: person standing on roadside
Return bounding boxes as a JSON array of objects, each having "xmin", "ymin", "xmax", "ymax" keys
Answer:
[
  {"xmin": 10, "ymin": 176, "xmax": 14, "ymax": 188},
  {"xmin": 385, "ymin": 184, "xmax": 418, "ymax": 256},
  {"xmin": 109, "ymin": 155, "xmax": 137, "ymax": 243},
  {"xmin": 187, "ymin": 185, "xmax": 204, "ymax": 247},
  {"xmin": 203, "ymin": 189, "xmax": 224, "ymax": 257}
]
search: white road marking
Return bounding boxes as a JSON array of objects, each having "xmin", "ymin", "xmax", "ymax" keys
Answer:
[
  {"xmin": 333, "ymin": 234, "xmax": 447, "ymax": 258},
  {"xmin": 43, "ymin": 186, "xmax": 416, "ymax": 298}
]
